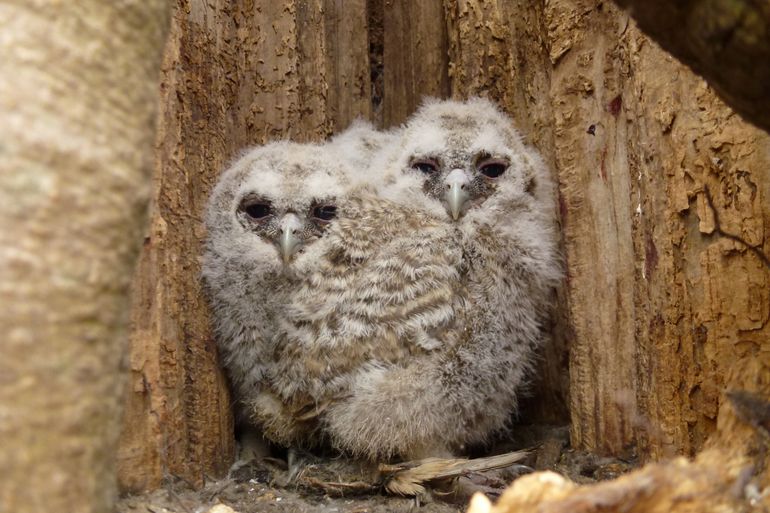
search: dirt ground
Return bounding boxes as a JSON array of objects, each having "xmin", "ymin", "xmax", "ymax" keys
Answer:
[{"xmin": 117, "ymin": 424, "xmax": 636, "ymax": 513}]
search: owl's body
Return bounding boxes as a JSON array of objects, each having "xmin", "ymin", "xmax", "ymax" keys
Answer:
[
  {"xmin": 252, "ymin": 193, "xmax": 464, "ymax": 449},
  {"xmin": 202, "ymin": 141, "xmax": 353, "ymax": 424},
  {"xmin": 321, "ymin": 98, "xmax": 562, "ymax": 459}
]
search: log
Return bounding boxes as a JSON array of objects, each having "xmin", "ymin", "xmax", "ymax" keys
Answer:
[
  {"xmin": 0, "ymin": 1, "xmax": 170, "ymax": 511},
  {"xmin": 545, "ymin": 0, "xmax": 770, "ymax": 459}
]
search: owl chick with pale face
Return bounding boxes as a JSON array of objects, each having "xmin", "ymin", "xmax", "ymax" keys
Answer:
[
  {"xmin": 202, "ymin": 141, "xmax": 350, "ymax": 431},
  {"xmin": 322, "ymin": 98, "xmax": 562, "ymax": 460}
]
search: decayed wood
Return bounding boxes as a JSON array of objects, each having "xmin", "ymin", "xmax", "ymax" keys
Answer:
[
  {"xmin": 117, "ymin": 0, "xmax": 371, "ymax": 493},
  {"xmin": 0, "ymin": 1, "xmax": 170, "ymax": 511},
  {"xmin": 545, "ymin": 0, "xmax": 770, "ymax": 459},
  {"xmin": 612, "ymin": 0, "xmax": 770, "ymax": 133},
  {"xmin": 467, "ymin": 449, "xmax": 754, "ymax": 513}
]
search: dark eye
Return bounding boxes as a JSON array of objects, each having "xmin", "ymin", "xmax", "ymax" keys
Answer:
[
  {"xmin": 411, "ymin": 159, "xmax": 439, "ymax": 174},
  {"xmin": 478, "ymin": 160, "xmax": 508, "ymax": 178},
  {"xmin": 313, "ymin": 205, "xmax": 337, "ymax": 221},
  {"xmin": 243, "ymin": 202, "xmax": 272, "ymax": 219}
]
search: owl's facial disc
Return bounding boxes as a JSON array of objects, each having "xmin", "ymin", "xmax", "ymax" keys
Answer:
[
  {"xmin": 444, "ymin": 169, "xmax": 471, "ymax": 220},
  {"xmin": 409, "ymin": 153, "xmax": 509, "ymax": 221}
]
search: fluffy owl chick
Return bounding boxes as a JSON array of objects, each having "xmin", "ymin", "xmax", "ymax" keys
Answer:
[
  {"xmin": 257, "ymin": 191, "xmax": 464, "ymax": 450},
  {"xmin": 322, "ymin": 97, "xmax": 562, "ymax": 460},
  {"xmin": 328, "ymin": 119, "xmax": 400, "ymax": 187},
  {"xmin": 202, "ymin": 141, "xmax": 350, "ymax": 429}
]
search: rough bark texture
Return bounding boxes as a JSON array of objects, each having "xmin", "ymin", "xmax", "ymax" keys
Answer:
[
  {"xmin": 612, "ymin": 0, "xmax": 770, "ymax": 133},
  {"xmin": 117, "ymin": 0, "xmax": 372, "ymax": 493},
  {"xmin": 0, "ymin": 1, "xmax": 170, "ymax": 512},
  {"xmin": 468, "ymin": 449, "xmax": 758, "ymax": 513},
  {"xmin": 119, "ymin": 0, "xmax": 770, "ymax": 494},
  {"xmin": 544, "ymin": 1, "xmax": 770, "ymax": 460},
  {"xmin": 380, "ymin": 0, "xmax": 450, "ymax": 127}
]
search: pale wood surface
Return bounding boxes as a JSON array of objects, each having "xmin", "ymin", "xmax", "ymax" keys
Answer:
[{"xmin": 0, "ymin": 1, "xmax": 171, "ymax": 511}]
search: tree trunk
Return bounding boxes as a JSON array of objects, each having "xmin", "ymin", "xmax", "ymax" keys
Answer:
[
  {"xmin": 542, "ymin": 0, "xmax": 770, "ymax": 461},
  {"xmin": 0, "ymin": 2, "xmax": 170, "ymax": 512},
  {"xmin": 117, "ymin": 0, "xmax": 770, "ymax": 493}
]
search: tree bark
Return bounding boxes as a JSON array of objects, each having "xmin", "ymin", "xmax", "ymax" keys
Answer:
[
  {"xmin": 544, "ymin": 0, "xmax": 770, "ymax": 461},
  {"xmin": 612, "ymin": 0, "xmax": 770, "ymax": 133},
  {"xmin": 380, "ymin": 0, "xmax": 450, "ymax": 127},
  {"xmin": 117, "ymin": 0, "xmax": 372, "ymax": 493},
  {"xmin": 0, "ymin": 1, "xmax": 170, "ymax": 512}
]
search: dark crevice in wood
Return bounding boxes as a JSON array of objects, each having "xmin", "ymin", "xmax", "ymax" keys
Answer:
[
  {"xmin": 366, "ymin": 0, "xmax": 384, "ymax": 127},
  {"xmin": 701, "ymin": 186, "xmax": 770, "ymax": 270}
]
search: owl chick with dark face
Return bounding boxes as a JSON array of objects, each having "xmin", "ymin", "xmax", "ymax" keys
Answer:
[
  {"xmin": 322, "ymin": 98, "xmax": 562, "ymax": 460},
  {"xmin": 202, "ymin": 141, "xmax": 349, "ymax": 429}
]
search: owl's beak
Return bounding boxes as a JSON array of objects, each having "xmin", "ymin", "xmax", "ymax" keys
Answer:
[
  {"xmin": 444, "ymin": 169, "xmax": 471, "ymax": 221},
  {"xmin": 278, "ymin": 214, "xmax": 303, "ymax": 264}
]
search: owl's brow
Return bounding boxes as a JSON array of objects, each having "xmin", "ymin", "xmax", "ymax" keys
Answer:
[{"xmin": 239, "ymin": 191, "xmax": 272, "ymax": 204}]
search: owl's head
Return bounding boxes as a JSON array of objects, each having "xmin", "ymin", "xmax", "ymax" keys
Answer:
[
  {"xmin": 204, "ymin": 141, "xmax": 351, "ymax": 277},
  {"xmin": 380, "ymin": 97, "xmax": 552, "ymax": 224}
]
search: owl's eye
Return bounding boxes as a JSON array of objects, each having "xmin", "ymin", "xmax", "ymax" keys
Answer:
[
  {"xmin": 313, "ymin": 205, "xmax": 337, "ymax": 221},
  {"xmin": 242, "ymin": 202, "xmax": 272, "ymax": 219},
  {"xmin": 411, "ymin": 159, "xmax": 439, "ymax": 174},
  {"xmin": 478, "ymin": 159, "xmax": 508, "ymax": 178}
]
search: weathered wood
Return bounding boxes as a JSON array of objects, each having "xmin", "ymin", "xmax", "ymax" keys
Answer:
[
  {"xmin": 380, "ymin": 0, "xmax": 450, "ymax": 127},
  {"xmin": 612, "ymin": 0, "xmax": 770, "ymax": 133},
  {"xmin": 0, "ymin": 1, "xmax": 170, "ymax": 511},
  {"xmin": 467, "ymin": 449, "xmax": 754, "ymax": 513},
  {"xmin": 117, "ymin": 0, "xmax": 371, "ymax": 493},
  {"xmin": 545, "ymin": 1, "xmax": 770, "ymax": 459}
]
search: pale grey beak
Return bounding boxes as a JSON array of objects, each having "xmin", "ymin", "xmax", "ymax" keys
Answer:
[
  {"xmin": 278, "ymin": 214, "xmax": 303, "ymax": 264},
  {"xmin": 445, "ymin": 169, "xmax": 471, "ymax": 221}
]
